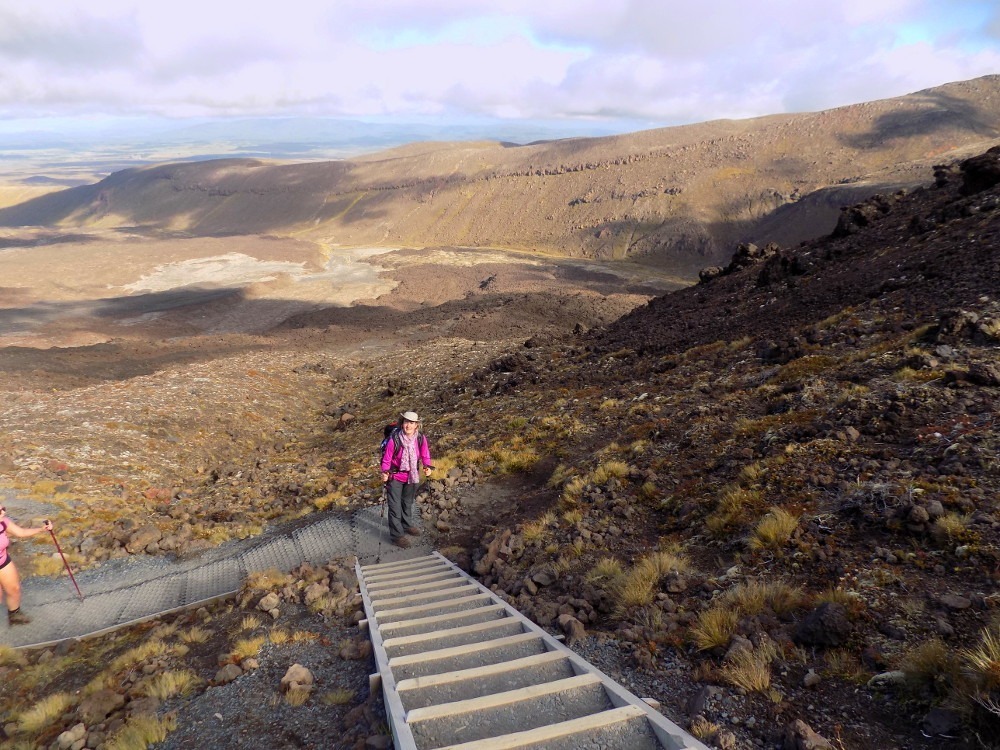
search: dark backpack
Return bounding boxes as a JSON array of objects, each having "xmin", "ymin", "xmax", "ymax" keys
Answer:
[{"xmin": 380, "ymin": 423, "xmax": 426, "ymax": 471}]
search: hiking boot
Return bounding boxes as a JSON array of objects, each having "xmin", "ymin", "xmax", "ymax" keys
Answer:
[
  {"xmin": 7, "ymin": 609, "xmax": 30, "ymax": 626},
  {"xmin": 405, "ymin": 526, "xmax": 421, "ymax": 536},
  {"xmin": 393, "ymin": 536, "xmax": 411, "ymax": 548}
]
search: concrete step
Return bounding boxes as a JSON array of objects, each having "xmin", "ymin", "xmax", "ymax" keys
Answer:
[
  {"xmin": 384, "ymin": 616, "xmax": 527, "ymax": 659},
  {"xmin": 434, "ymin": 705, "xmax": 661, "ymax": 750},
  {"xmin": 396, "ymin": 651, "xmax": 575, "ymax": 710},
  {"xmin": 357, "ymin": 552, "xmax": 710, "ymax": 750},
  {"xmin": 408, "ymin": 674, "xmax": 611, "ymax": 748}
]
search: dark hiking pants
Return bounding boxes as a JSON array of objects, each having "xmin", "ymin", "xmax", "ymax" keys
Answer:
[{"xmin": 386, "ymin": 479, "xmax": 418, "ymax": 540}]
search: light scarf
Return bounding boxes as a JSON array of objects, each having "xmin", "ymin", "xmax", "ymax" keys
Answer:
[{"xmin": 398, "ymin": 433, "xmax": 420, "ymax": 484}]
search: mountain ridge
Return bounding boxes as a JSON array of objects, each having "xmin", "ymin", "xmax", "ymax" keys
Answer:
[{"xmin": 3, "ymin": 75, "xmax": 1000, "ymax": 279}]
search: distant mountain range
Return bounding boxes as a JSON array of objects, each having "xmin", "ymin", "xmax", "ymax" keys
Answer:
[{"xmin": 3, "ymin": 76, "xmax": 1000, "ymax": 280}]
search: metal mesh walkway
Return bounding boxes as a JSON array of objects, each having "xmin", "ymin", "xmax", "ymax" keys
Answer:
[{"xmin": 0, "ymin": 504, "xmax": 429, "ymax": 649}]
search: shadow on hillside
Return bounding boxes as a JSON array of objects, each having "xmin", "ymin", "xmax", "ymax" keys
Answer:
[
  {"xmin": 841, "ymin": 90, "xmax": 999, "ymax": 150},
  {"xmin": 0, "ymin": 232, "xmax": 97, "ymax": 249},
  {"xmin": 0, "ymin": 288, "xmax": 242, "ymax": 336}
]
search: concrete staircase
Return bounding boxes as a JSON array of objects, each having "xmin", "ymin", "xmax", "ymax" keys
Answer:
[{"xmin": 357, "ymin": 552, "xmax": 709, "ymax": 750}]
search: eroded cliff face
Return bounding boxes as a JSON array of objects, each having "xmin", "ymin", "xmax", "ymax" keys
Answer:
[{"xmin": 3, "ymin": 76, "xmax": 1000, "ymax": 279}]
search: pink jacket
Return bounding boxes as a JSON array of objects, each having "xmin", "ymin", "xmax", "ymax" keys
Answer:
[{"xmin": 381, "ymin": 431, "xmax": 432, "ymax": 483}]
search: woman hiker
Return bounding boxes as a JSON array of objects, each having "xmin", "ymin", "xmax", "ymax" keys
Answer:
[
  {"xmin": 0, "ymin": 504, "xmax": 53, "ymax": 626},
  {"xmin": 380, "ymin": 411, "xmax": 433, "ymax": 548}
]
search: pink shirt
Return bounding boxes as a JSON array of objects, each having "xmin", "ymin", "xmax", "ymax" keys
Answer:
[
  {"xmin": 0, "ymin": 521, "xmax": 9, "ymax": 565},
  {"xmin": 380, "ymin": 431, "xmax": 432, "ymax": 483}
]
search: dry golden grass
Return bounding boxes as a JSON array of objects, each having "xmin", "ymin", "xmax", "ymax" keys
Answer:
[
  {"xmin": 230, "ymin": 635, "xmax": 267, "ymax": 662},
  {"xmin": 284, "ymin": 687, "xmax": 312, "ymax": 706},
  {"xmin": 0, "ymin": 644, "xmax": 26, "ymax": 667},
  {"xmin": 720, "ymin": 642, "xmax": 777, "ymax": 693},
  {"xmin": 706, "ymin": 485, "xmax": 763, "ymax": 534},
  {"xmin": 592, "ymin": 460, "xmax": 631, "ymax": 485},
  {"xmin": 321, "ymin": 689, "xmax": 355, "ymax": 705},
  {"xmin": 933, "ymin": 512, "xmax": 972, "ymax": 542},
  {"xmin": 561, "ymin": 476, "xmax": 588, "ymax": 503},
  {"xmin": 32, "ymin": 554, "xmax": 69, "ymax": 577},
  {"xmin": 245, "ymin": 569, "xmax": 290, "ymax": 591},
  {"xmin": 585, "ymin": 557, "xmax": 624, "ymax": 584},
  {"xmin": 748, "ymin": 506, "xmax": 799, "ymax": 551},
  {"xmin": 290, "ymin": 630, "xmax": 317, "ymax": 643},
  {"xmin": 15, "ymin": 692, "xmax": 74, "ymax": 735},
  {"xmin": 612, "ymin": 550, "xmax": 690, "ymax": 617},
  {"xmin": 521, "ymin": 512, "xmax": 555, "ymax": 543},
  {"xmin": 963, "ymin": 625, "xmax": 1000, "ymax": 692},
  {"xmin": 105, "ymin": 713, "xmax": 177, "ymax": 750},
  {"xmin": 178, "ymin": 626, "xmax": 210, "ymax": 644},
  {"xmin": 109, "ymin": 640, "xmax": 169, "ymax": 673},
  {"xmin": 899, "ymin": 639, "xmax": 957, "ymax": 692},
  {"xmin": 690, "ymin": 607, "xmax": 739, "ymax": 651},
  {"xmin": 689, "ymin": 715, "xmax": 722, "ymax": 741},
  {"xmin": 237, "ymin": 614, "xmax": 262, "ymax": 632},
  {"xmin": 490, "ymin": 444, "xmax": 540, "ymax": 473},
  {"xmin": 814, "ymin": 587, "xmax": 858, "ymax": 609},
  {"xmin": 269, "ymin": 628, "xmax": 290, "ymax": 645},
  {"xmin": 823, "ymin": 649, "xmax": 868, "ymax": 682},
  {"xmin": 562, "ymin": 509, "xmax": 583, "ymax": 525},
  {"xmin": 137, "ymin": 670, "xmax": 202, "ymax": 700}
]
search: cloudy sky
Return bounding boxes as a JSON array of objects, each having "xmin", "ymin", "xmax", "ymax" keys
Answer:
[{"xmin": 1, "ymin": 0, "xmax": 999, "ymax": 135}]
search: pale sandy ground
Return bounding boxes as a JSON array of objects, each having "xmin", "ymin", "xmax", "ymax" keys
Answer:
[{"xmin": 0, "ymin": 228, "xmax": 681, "ymax": 349}]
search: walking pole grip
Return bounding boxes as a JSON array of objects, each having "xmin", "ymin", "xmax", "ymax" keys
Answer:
[{"xmin": 47, "ymin": 523, "xmax": 85, "ymax": 601}]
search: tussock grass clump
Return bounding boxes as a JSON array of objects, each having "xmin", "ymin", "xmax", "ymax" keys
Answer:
[
  {"xmin": 137, "ymin": 669, "xmax": 202, "ymax": 701},
  {"xmin": 105, "ymin": 713, "xmax": 177, "ymax": 750},
  {"xmin": 237, "ymin": 615, "xmax": 262, "ymax": 632},
  {"xmin": 963, "ymin": 625, "xmax": 1000, "ymax": 694},
  {"xmin": 585, "ymin": 557, "xmax": 624, "ymax": 585},
  {"xmin": 109, "ymin": 640, "xmax": 169, "ymax": 673},
  {"xmin": 933, "ymin": 512, "xmax": 972, "ymax": 543},
  {"xmin": 720, "ymin": 642, "xmax": 778, "ymax": 693},
  {"xmin": 269, "ymin": 628, "xmax": 290, "ymax": 645},
  {"xmin": 592, "ymin": 460, "xmax": 631, "ymax": 486},
  {"xmin": 690, "ymin": 607, "xmax": 739, "ymax": 652},
  {"xmin": 774, "ymin": 354, "xmax": 837, "ymax": 383},
  {"xmin": 285, "ymin": 687, "xmax": 312, "ymax": 706},
  {"xmin": 521, "ymin": 512, "xmax": 555, "ymax": 543},
  {"xmin": 748, "ymin": 506, "xmax": 799, "ymax": 551},
  {"xmin": 32, "ymin": 554, "xmax": 69, "ymax": 577},
  {"xmin": 562, "ymin": 509, "xmax": 583, "ymax": 526},
  {"xmin": 321, "ymin": 689, "xmax": 355, "ymax": 705},
  {"xmin": 561, "ymin": 476, "xmax": 588, "ymax": 505},
  {"xmin": 612, "ymin": 550, "xmax": 690, "ymax": 617},
  {"xmin": 823, "ymin": 649, "xmax": 868, "ymax": 683},
  {"xmin": 0, "ymin": 644, "xmax": 27, "ymax": 667},
  {"xmin": 706, "ymin": 485, "xmax": 763, "ymax": 534},
  {"xmin": 230, "ymin": 635, "xmax": 267, "ymax": 662},
  {"xmin": 245, "ymin": 569, "xmax": 289, "ymax": 592},
  {"xmin": 490, "ymin": 444, "xmax": 539, "ymax": 473},
  {"xmin": 899, "ymin": 639, "xmax": 957, "ymax": 694},
  {"xmin": 178, "ymin": 626, "xmax": 210, "ymax": 644},
  {"xmin": 15, "ymin": 692, "xmax": 74, "ymax": 735}
]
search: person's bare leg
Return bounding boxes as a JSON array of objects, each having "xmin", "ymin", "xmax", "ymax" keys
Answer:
[{"xmin": 0, "ymin": 563, "xmax": 20, "ymax": 612}]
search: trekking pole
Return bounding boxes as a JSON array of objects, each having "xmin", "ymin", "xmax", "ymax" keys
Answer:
[
  {"xmin": 47, "ymin": 523, "xmax": 84, "ymax": 601},
  {"xmin": 376, "ymin": 484, "xmax": 387, "ymax": 563}
]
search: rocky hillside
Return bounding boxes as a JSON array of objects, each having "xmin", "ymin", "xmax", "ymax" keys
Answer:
[
  {"xmin": 2, "ymin": 150, "xmax": 1000, "ymax": 749},
  {"xmin": 3, "ymin": 76, "xmax": 1000, "ymax": 278}
]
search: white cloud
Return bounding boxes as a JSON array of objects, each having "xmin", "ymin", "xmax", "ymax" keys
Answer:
[{"xmin": 0, "ymin": 0, "xmax": 997, "ymax": 125}]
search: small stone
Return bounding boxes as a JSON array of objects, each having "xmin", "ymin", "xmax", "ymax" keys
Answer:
[
  {"xmin": 803, "ymin": 669, "xmax": 822, "ymax": 688},
  {"xmin": 280, "ymin": 663, "xmax": 314, "ymax": 693},
  {"xmin": 940, "ymin": 593, "xmax": 972, "ymax": 610},
  {"xmin": 867, "ymin": 670, "xmax": 907, "ymax": 689},
  {"xmin": 215, "ymin": 664, "xmax": 243, "ymax": 684},
  {"xmin": 784, "ymin": 718, "xmax": 834, "ymax": 750},
  {"xmin": 258, "ymin": 592, "xmax": 280, "ymax": 612}
]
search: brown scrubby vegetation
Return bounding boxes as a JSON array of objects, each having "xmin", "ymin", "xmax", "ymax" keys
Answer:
[{"xmin": 3, "ymin": 146, "xmax": 1000, "ymax": 749}]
